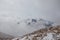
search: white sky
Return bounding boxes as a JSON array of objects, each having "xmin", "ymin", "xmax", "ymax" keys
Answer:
[
  {"xmin": 0, "ymin": 0, "xmax": 60, "ymax": 21},
  {"xmin": 0, "ymin": 0, "xmax": 60, "ymax": 36}
]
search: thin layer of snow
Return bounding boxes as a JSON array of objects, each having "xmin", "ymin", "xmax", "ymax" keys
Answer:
[
  {"xmin": 12, "ymin": 33, "xmax": 59, "ymax": 40},
  {"xmin": 12, "ymin": 33, "xmax": 60, "ymax": 40},
  {"xmin": 42, "ymin": 33, "xmax": 55, "ymax": 40},
  {"xmin": 12, "ymin": 26, "xmax": 60, "ymax": 40}
]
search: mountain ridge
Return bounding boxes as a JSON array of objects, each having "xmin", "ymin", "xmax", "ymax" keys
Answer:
[{"xmin": 12, "ymin": 25, "xmax": 60, "ymax": 40}]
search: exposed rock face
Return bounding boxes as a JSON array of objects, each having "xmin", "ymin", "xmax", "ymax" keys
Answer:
[{"xmin": 12, "ymin": 25, "xmax": 60, "ymax": 40}]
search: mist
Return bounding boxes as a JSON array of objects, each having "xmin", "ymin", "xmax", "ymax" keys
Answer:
[{"xmin": 0, "ymin": 0, "xmax": 60, "ymax": 36}]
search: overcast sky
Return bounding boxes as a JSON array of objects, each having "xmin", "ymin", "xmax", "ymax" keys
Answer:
[
  {"xmin": 0, "ymin": 0, "xmax": 60, "ymax": 36},
  {"xmin": 0, "ymin": 0, "xmax": 60, "ymax": 23}
]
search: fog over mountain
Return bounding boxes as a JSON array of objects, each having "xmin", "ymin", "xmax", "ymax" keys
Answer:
[
  {"xmin": 0, "ymin": 16, "xmax": 54, "ymax": 37},
  {"xmin": 0, "ymin": 0, "xmax": 60, "ymax": 37}
]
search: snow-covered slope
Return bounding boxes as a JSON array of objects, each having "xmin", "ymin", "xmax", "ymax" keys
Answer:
[{"xmin": 12, "ymin": 25, "xmax": 60, "ymax": 40}]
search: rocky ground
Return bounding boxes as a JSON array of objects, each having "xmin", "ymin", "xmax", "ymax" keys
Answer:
[{"xmin": 12, "ymin": 25, "xmax": 60, "ymax": 40}]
